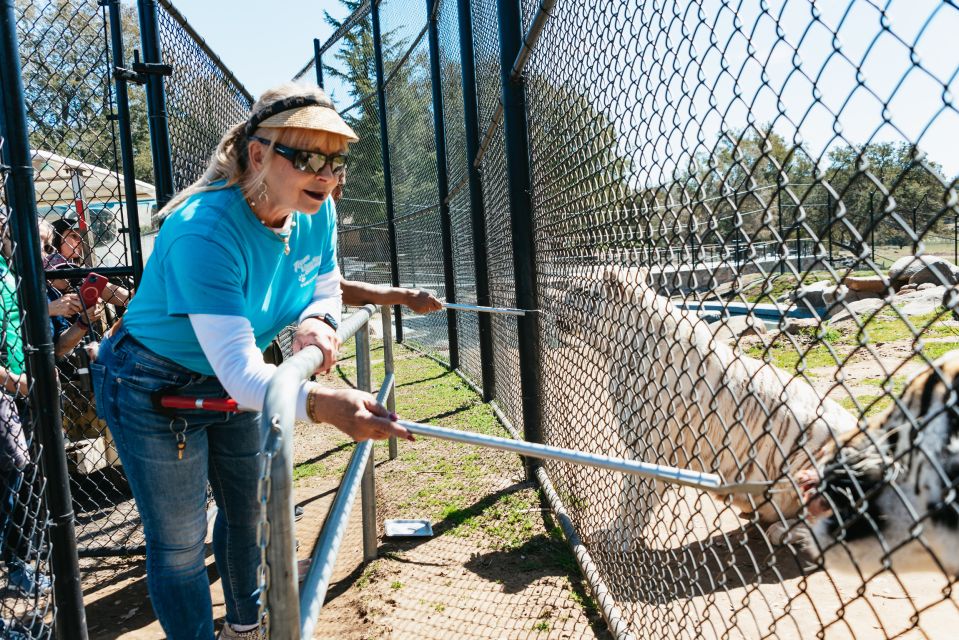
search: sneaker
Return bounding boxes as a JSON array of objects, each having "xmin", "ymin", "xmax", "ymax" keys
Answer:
[
  {"xmin": 218, "ymin": 624, "xmax": 263, "ymax": 639},
  {"xmin": 7, "ymin": 561, "xmax": 52, "ymax": 597},
  {"xmin": 294, "ymin": 505, "xmax": 304, "ymax": 521}
]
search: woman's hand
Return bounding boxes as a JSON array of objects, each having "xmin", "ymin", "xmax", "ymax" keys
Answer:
[
  {"xmin": 404, "ymin": 289, "xmax": 443, "ymax": 314},
  {"xmin": 293, "ymin": 317, "xmax": 341, "ymax": 375},
  {"xmin": 308, "ymin": 387, "xmax": 413, "ymax": 442},
  {"xmin": 48, "ymin": 293, "xmax": 81, "ymax": 317}
]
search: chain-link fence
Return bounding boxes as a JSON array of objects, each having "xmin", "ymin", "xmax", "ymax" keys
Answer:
[
  {"xmin": 1, "ymin": 0, "xmax": 254, "ymax": 635},
  {"xmin": 327, "ymin": 0, "xmax": 959, "ymax": 637},
  {"xmin": 13, "ymin": 0, "xmax": 145, "ymax": 568},
  {"xmin": 0, "ymin": 136, "xmax": 56, "ymax": 639}
]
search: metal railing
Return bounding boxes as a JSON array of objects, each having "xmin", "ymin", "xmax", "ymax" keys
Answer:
[{"xmin": 261, "ymin": 304, "xmax": 386, "ymax": 639}]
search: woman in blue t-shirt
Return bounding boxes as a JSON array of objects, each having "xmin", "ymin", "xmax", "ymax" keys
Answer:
[{"xmin": 92, "ymin": 83, "xmax": 412, "ymax": 640}]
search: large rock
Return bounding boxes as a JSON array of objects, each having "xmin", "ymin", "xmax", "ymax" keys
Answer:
[
  {"xmin": 828, "ymin": 298, "xmax": 889, "ymax": 323},
  {"xmin": 791, "ymin": 280, "xmax": 843, "ymax": 308},
  {"xmin": 710, "ymin": 315, "xmax": 768, "ymax": 342},
  {"xmin": 897, "ymin": 285, "xmax": 948, "ymax": 315},
  {"xmin": 791, "ymin": 281, "xmax": 877, "ymax": 310},
  {"xmin": 783, "ymin": 317, "xmax": 822, "ymax": 334},
  {"xmin": 843, "ymin": 275, "xmax": 888, "ymax": 293},
  {"xmin": 888, "ymin": 255, "xmax": 959, "ymax": 288}
]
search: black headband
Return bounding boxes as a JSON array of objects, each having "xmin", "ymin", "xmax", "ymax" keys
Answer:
[{"xmin": 243, "ymin": 95, "xmax": 332, "ymax": 137}]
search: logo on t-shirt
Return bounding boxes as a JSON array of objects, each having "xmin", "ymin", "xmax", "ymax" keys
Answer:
[{"xmin": 294, "ymin": 254, "xmax": 323, "ymax": 287}]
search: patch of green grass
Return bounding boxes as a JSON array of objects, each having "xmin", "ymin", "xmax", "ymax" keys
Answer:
[
  {"xmin": 912, "ymin": 341, "xmax": 959, "ymax": 363},
  {"xmin": 445, "ymin": 489, "xmax": 540, "ymax": 550},
  {"xmin": 433, "ymin": 603, "xmax": 445, "ymax": 613},
  {"xmin": 355, "ymin": 562, "xmax": 381, "ymax": 590},
  {"xmin": 846, "ymin": 307, "xmax": 959, "ymax": 344},
  {"xmin": 837, "ymin": 393, "xmax": 893, "ymax": 418},
  {"xmin": 745, "ymin": 339, "xmax": 846, "ymax": 373},
  {"xmin": 533, "ymin": 621, "xmax": 550, "ymax": 632},
  {"xmin": 292, "ymin": 461, "xmax": 325, "ymax": 482},
  {"xmin": 390, "ymin": 580, "xmax": 402, "ymax": 591},
  {"xmin": 861, "ymin": 376, "xmax": 908, "ymax": 395}
]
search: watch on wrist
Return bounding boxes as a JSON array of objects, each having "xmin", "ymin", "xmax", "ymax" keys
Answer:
[{"xmin": 306, "ymin": 312, "xmax": 338, "ymax": 332}]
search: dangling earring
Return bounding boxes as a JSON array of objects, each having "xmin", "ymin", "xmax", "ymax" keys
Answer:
[{"xmin": 248, "ymin": 182, "xmax": 268, "ymax": 208}]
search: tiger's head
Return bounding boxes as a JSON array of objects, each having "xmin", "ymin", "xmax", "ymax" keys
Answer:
[{"xmin": 799, "ymin": 352, "xmax": 959, "ymax": 576}]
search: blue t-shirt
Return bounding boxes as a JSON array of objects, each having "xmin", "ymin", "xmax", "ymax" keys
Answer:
[{"xmin": 121, "ymin": 184, "xmax": 338, "ymax": 374}]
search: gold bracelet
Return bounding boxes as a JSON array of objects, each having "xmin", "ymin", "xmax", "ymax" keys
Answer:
[{"xmin": 307, "ymin": 387, "xmax": 322, "ymax": 423}]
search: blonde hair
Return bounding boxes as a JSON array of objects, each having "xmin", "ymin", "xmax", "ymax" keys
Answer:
[{"xmin": 159, "ymin": 82, "xmax": 351, "ymax": 216}]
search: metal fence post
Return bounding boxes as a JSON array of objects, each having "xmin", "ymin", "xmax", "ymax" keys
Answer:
[
  {"xmin": 427, "ymin": 0, "xmax": 460, "ymax": 370},
  {"xmin": 136, "ymin": 0, "xmax": 175, "ymax": 209},
  {"xmin": 356, "ymin": 321, "xmax": 377, "ymax": 561},
  {"xmin": 497, "ymin": 0, "xmax": 542, "ymax": 476},
  {"xmin": 382, "ymin": 305, "xmax": 398, "ymax": 460},
  {"xmin": 457, "ymin": 0, "xmax": 495, "ymax": 402},
  {"xmin": 0, "ymin": 3, "xmax": 88, "ymax": 636},
  {"xmin": 371, "ymin": 0, "xmax": 404, "ymax": 343},
  {"xmin": 107, "ymin": 0, "xmax": 145, "ymax": 286},
  {"xmin": 313, "ymin": 38, "xmax": 323, "ymax": 88}
]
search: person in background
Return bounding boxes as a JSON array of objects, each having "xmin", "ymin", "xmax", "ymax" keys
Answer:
[
  {"xmin": 332, "ymin": 167, "xmax": 444, "ymax": 314},
  {"xmin": 0, "ymin": 211, "xmax": 50, "ymax": 603},
  {"xmin": 38, "ymin": 220, "xmax": 103, "ymax": 357}
]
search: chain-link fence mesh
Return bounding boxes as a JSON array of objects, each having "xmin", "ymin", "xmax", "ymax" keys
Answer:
[
  {"xmin": 13, "ymin": 0, "xmax": 146, "ymax": 567},
  {"xmin": 5, "ymin": 2, "xmax": 258, "ymax": 629},
  {"xmin": 331, "ymin": 0, "xmax": 959, "ymax": 637},
  {"xmin": 155, "ymin": 0, "xmax": 253, "ymax": 196},
  {"xmin": 0, "ymin": 138, "xmax": 55, "ymax": 639},
  {"xmin": 518, "ymin": 0, "xmax": 959, "ymax": 637}
]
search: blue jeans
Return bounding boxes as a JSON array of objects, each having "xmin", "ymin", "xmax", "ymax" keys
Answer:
[{"xmin": 92, "ymin": 325, "xmax": 263, "ymax": 640}]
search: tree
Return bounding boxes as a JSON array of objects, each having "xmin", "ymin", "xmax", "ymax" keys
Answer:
[
  {"xmin": 825, "ymin": 142, "xmax": 953, "ymax": 250},
  {"xmin": 16, "ymin": 0, "xmax": 153, "ymax": 184}
]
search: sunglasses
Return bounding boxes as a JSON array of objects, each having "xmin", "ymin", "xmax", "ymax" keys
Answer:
[{"xmin": 249, "ymin": 136, "xmax": 347, "ymax": 176}]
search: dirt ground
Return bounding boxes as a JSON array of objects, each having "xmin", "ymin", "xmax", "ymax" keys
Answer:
[{"xmin": 77, "ymin": 345, "xmax": 609, "ymax": 639}]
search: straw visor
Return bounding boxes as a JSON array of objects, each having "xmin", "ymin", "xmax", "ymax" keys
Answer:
[{"xmin": 257, "ymin": 101, "xmax": 358, "ymax": 142}]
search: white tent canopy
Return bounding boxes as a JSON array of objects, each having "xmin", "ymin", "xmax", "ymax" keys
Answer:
[{"xmin": 31, "ymin": 149, "xmax": 155, "ymax": 209}]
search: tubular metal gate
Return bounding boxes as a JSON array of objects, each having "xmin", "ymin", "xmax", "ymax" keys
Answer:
[{"xmin": 315, "ymin": 0, "xmax": 959, "ymax": 638}]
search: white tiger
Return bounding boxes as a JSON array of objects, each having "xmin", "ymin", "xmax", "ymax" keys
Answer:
[{"xmin": 555, "ymin": 264, "xmax": 857, "ymax": 535}]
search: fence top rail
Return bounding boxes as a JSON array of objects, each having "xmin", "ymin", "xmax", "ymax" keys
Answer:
[
  {"xmin": 156, "ymin": 0, "xmax": 254, "ymax": 103},
  {"xmin": 316, "ymin": 0, "xmax": 372, "ymax": 55}
]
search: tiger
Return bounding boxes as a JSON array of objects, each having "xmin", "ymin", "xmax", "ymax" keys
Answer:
[
  {"xmin": 798, "ymin": 350, "xmax": 959, "ymax": 575},
  {"xmin": 553, "ymin": 264, "xmax": 858, "ymax": 538}
]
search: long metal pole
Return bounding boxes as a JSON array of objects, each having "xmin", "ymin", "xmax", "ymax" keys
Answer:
[
  {"xmin": 136, "ymin": 0, "xmax": 175, "ymax": 207},
  {"xmin": 457, "ymin": 0, "xmax": 495, "ymax": 401},
  {"xmin": 371, "ymin": 1, "xmax": 404, "ymax": 342},
  {"xmin": 107, "ymin": 0, "xmax": 145, "ymax": 286},
  {"xmin": 497, "ymin": 0, "xmax": 542, "ymax": 477},
  {"xmin": 313, "ymin": 38, "xmax": 323, "ymax": 88},
  {"xmin": 427, "ymin": 0, "xmax": 460, "ymax": 370},
  {"xmin": 382, "ymin": 306, "xmax": 398, "ymax": 460},
  {"xmin": 0, "ymin": 4, "xmax": 88, "ymax": 636},
  {"xmin": 356, "ymin": 323, "xmax": 377, "ymax": 562},
  {"xmin": 398, "ymin": 420, "xmax": 733, "ymax": 492},
  {"xmin": 443, "ymin": 301, "xmax": 525, "ymax": 316}
]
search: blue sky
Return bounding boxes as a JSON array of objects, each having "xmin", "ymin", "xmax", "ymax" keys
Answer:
[
  {"xmin": 155, "ymin": 0, "xmax": 349, "ymax": 98},
  {"xmin": 153, "ymin": 0, "xmax": 958, "ymax": 180}
]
